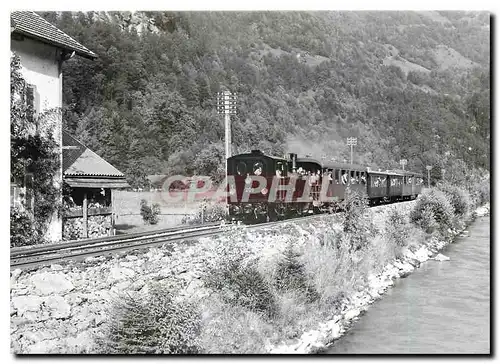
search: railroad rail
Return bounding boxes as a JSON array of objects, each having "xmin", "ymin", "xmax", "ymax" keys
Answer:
[
  {"xmin": 10, "ymin": 213, "xmax": 338, "ymax": 270},
  {"xmin": 10, "ymin": 200, "xmax": 410, "ymax": 270}
]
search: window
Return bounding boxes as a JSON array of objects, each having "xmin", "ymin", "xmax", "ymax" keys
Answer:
[
  {"xmin": 236, "ymin": 161, "xmax": 247, "ymax": 176},
  {"xmin": 253, "ymin": 162, "xmax": 264, "ymax": 176},
  {"xmin": 275, "ymin": 161, "xmax": 285, "ymax": 177},
  {"xmin": 341, "ymin": 170, "xmax": 348, "ymax": 184}
]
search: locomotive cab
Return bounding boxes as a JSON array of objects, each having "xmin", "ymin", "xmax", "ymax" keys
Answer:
[{"xmin": 227, "ymin": 150, "xmax": 289, "ymax": 220}]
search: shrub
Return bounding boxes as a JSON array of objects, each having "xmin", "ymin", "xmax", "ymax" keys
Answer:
[
  {"xmin": 385, "ymin": 208, "xmax": 411, "ymax": 249},
  {"xmin": 470, "ymin": 178, "xmax": 490, "ymax": 206},
  {"xmin": 410, "ymin": 189, "xmax": 454, "ymax": 234},
  {"xmin": 98, "ymin": 284, "xmax": 201, "ymax": 354},
  {"xmin": 183, "ymin": 202, "xmax": 226, "ymax": 225},
  {"xmin": 203, "ymin": 240, "xmax": 278, "ymax": 318},
  {"xmin": 140, "ymin": 199, "xmax": 160, "ymax": 225},
  {"xmin": 339, "ymin": 189, "xmax": 376, "ymax": 251},
  {"xmin": 438, "ymin": 183, "xmax": 471, "ymax": 216},
  {"xmin": 274, "ymin": 243, "xmax": 319, "ymax": 302},
  {"xmin": 302, "ymin": 232, "xmax": 358, "ymax": 305},
  {"xmin": 10, "ymin": 207, "xmax": 38, "ymax": 247},
  {"xmin": 198, "ymin": 295, "xmax": 273, "ymax": 354}
]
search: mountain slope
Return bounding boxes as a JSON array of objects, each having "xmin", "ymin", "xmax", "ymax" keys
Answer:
[{"xmin": 37, "ymin": 11, "xmax": 490, "ymax": 187}]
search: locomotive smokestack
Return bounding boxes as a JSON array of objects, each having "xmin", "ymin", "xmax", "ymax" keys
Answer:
[{"xmin": 289, "ymin": 153, "xmax": 297, "ymax": 172}]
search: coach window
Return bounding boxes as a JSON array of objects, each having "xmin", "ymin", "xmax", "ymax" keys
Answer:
[
  {"xmin": 236, "ymin": 161, "xmax": 247, "ymax": 176},
  {"xmin": 253, "ymin": 162, "xmax": 264, "ymax": 176},
  {"xmin": 341, "ymin": 170, "xmax": 348, "ymax": 184},
  {"xmin": 361, "ymin": 172, "xmax": 366, "ymax": 184},
  {"xmin": 276, "ymin": 161, "xmax": 285, "ymax": 177}
]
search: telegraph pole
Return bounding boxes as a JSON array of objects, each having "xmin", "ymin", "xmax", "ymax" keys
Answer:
[
  {"xmin": 347, "ymin": 137, "xmax": 357, "ymax": 165},
  {"xmin": 217, "ymin": 90, "xmax": 237, "ymax": 163},
  {"xmin": 426, "ymin": 165, "xmax": 432, "ymax": 188},
  {"xmin": 217, "ymin": 90, "xmax": 237, "ymax": 211},
  {"xmin": 400, "ymin": 159, "xmax": 407, "ymax": 171}
]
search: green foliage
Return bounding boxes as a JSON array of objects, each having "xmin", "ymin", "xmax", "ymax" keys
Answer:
[
  {"xmin": 274, "ymin": 243, "xmax": 319, "ymax": 302},
  {"xmin": 437, "ymin": 183, "xmax": 471, "ymax": 216},
  {"xmin": 139, "ymin": 199, "xmax": 160, "ymax": 224},
  {"xmin": 99, "ymin": 284, "xmax": 201, "ymax": 354},
  {"xmin": 203, "ymin": 241, "xmax": 278, "ymax": 318},
  {"xmin": 410, "ymin": 188, "xmax": 454, "ymax": 234},
  {"xmin": 10, "ymin": 207, "xmax": 38, "ymax": 247}
]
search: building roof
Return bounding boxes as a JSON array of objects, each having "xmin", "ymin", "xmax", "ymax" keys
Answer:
[
  {"xmin": 11, "ymin": 11, "xmax": 97, "ymax": 59},
  {"xmin": 63, "ymin": 131, "xmax": 125, "ymax": 178},
  {"xmin": 146, "ymin": 175, "xmax": 168, "ymax": 186}
]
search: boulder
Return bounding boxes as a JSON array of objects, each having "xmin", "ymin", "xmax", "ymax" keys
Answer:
[
  {"xmin": 44, "ymin": 296, "xmax": 72, "ymax": 319},
  {"xmin": 31, "ymin": 272, "xmax": 74, "ymax": 295},
  {"xmin": 434, "ymin": 253, "xmax": 450, "ymax": 261},
  {"xmin": 11, "ymin": 295, "xmax": 44, "ymax": 316},
  {"xmin": 11, "ymin": 268, "xmax": 23, "ymax": 281},
  {"xmin": 343, "ymin": 308, "xmax": 361, "ymax": 321},
  {"xmin": 107, "ymin": 267, "xmax": 135, "ymax": 284}
]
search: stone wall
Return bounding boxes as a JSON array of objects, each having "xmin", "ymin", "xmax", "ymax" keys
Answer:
[{"xmin": 62, "ymin": 215, "xmax": 112, "ymax": 240}]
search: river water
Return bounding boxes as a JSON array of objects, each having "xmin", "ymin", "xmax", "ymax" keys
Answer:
[{"xmin": 326, "ymin": 215, "xmax": 490, "ymax": 354}]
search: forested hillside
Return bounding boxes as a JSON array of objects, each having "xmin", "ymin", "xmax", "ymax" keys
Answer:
[{"xmin": 39, "ymin": 11, "xmax": 490, "ymax": 187}]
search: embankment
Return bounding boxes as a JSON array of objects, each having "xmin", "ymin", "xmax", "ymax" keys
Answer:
[{"xmin": 10, "ymin": 191, "xmax": 489, "ymax": 354}]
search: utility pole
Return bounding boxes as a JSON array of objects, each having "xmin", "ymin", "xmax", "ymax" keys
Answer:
[
  {"xmin": 217, "ymin": 90, "xmax": 237, "ymax": 162},
  {"xmin": 426, "ymin": 165, "xmax": 432, "ymax": 188},
  {"xmin": 217, "ymin": 90, "xmax": 237, "ymax": 210},
  {"xmin": 347, "ymin": 137, "xmax": 357, "ymax": 165},
  {"xmin": 400, "ymin": 159, "xmax": 407, "ymax": 171}
]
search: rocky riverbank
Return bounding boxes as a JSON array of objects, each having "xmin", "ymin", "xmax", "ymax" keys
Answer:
[
  {"xmin": 10, "ymin": 199, "xmax": 488, "ymax": 354},
  {"xmin": 9, "ymin": 201, "xmax": 410, "ymax": 353},
  {"xmin": 268, "ymin": 203, "xmax": 490, "ymax": 354}
]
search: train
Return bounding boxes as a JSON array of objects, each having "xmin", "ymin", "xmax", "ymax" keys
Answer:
[{"xmin": 226, "ymin": 150, "xmax": 424, "ymax": 221}]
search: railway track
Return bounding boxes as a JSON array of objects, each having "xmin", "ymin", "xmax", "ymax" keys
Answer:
[
  {"xmin": 10, "ymin": 222, "xmax": 228, "ymax": 269},
  {"xmin": 10, "ymin": 201, "xmax": 412, "ymax": 270},
  {"xmin": 10, "ymin": 213, "xmax": 336, "ymax": 270}
]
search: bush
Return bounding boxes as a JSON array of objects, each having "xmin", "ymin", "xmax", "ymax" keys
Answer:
[
  {"xmin": 203, "ymin": 241, "xmax": 278, "ymax": 318},
  {"xmin": 410, "ymin": 189, "xmax": 454, "ymax": 234},
  {"xmin": 183, "ymin": 202, "xmax": 226, "ymax": 225},
  {"xmin": 302, "ymin": 232, "xmax": 358, "ymax": 305},
  {"xmin": 98, "ymin": 284, "xmax": 201, "ymax": 354},
  {"xmin": 438, "ymin": 183, "xmax": 471, "ymax": 216},
  {"xmin": 198, "ymin": 295, "xmax": 273, "ymax": 354},
  {"xmin": 385, "ymin": 208, "xmax": 411, "ymax": 249},
  {"xmin": 274, "ymin": 243, "xmax": 319, "ymax": 303},
  {"xmin": 10, "ymin": 207, "xmax": 38, "ymax": 247},
  {"xmin": 339, "ymin": 189, "xmax": 375, "ymax": 251},
  {"xmin": 470, "ymin": 178, "xmax": 490, "ymax": 206},
  {"xmin": 140, "ymin": 199, "xmax": 160, "ymax": 225}
]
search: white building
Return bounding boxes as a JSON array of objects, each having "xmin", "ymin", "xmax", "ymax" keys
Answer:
[{"xmin": 11, "ymin": 11, "xmax": 97, "ymax": 242}]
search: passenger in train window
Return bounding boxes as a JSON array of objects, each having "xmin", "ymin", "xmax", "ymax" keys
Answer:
[{"xmin": 342, "ymin": 172, "xmax": 348, "ymax": 185}]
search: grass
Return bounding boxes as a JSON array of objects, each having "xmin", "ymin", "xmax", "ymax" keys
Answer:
[
  {"xmin": 99, "ymin": 182, "xmax": 488, "ymax": 354},
  {"xmin": 113, "ymin": 191, "xmax": 201, "ymax": 233}
]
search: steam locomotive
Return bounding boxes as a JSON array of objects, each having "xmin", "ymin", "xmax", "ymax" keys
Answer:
[{"xmin": 226, "ymin": 150, "xmax": 423, "ymax": 221}]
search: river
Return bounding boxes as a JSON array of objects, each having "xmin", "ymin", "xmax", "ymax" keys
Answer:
[{"xmin": 326, "ymin": 215, "xmax": 490, "ymax": 354}]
